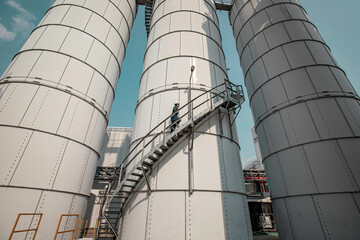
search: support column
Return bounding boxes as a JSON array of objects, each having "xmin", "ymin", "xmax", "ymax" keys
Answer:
[
  {"xmin": 119, "ymin": 0, "xmax": 252, "ymax": 239},
  {"xmin": 0, "ymin": 0, "xmax": 136, "ymax": 239},
  {"xmin": 230, "ymin": 0, "xmax": 360, "ymax": 239}
]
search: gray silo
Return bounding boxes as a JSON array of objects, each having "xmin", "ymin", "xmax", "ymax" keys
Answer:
[{"xmin": 229, "ymin": 0, "xmax": 360, "ymax": 239}]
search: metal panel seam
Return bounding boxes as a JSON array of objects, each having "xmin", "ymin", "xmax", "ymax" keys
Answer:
[
  {"xmin": 0, "ymin": 80, "xmax": 109, "ymax": 123},
  {"xmin": 0, "ymin": 124, "xmax": 101, "ymax": 157},
  {"xmin": 12, "ymin": 49, "xmax": 116, "ymax": 98}
]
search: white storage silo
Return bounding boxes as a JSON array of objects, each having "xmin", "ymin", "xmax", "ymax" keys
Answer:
[
  {"xmin": 118, "ymin": 0, "xmax": 252, "ymax": 239},
  {"xmin": 0, "ymin": 0, "xmax": 136, "ymax": 238}
]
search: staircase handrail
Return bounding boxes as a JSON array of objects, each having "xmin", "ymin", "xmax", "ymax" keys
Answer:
[
  {"xmin": 97, "ymin": 80, "xmax": 244, "ymax": 238},
  {"xmin": 113, "ymin": 79, "xmax": 241, "ymax": 179}
]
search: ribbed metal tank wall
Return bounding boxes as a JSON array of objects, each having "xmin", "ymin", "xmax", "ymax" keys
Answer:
[
  {"xmin": 230, "ymin": 0, "xmax": 360, "ymax": 239},
  {"xmin": 0, "ymin": 0, "xmax": 136, "ymax": 238},
  {"xmin": 119, "ymin": 0, "xmax": 252, "ymax": 239}
]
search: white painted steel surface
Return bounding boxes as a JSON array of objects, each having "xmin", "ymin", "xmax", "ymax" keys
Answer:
[
  {"xmin": 230, "ymin": 0, "xmax": 360, "ymax": 239},
  {"xmin": 120, "ymin": 0, "xmax": 252, "ymax": 239},
  {"xmin": 98, "ymin": 127, "xmax": 132, "ymax": 167},
  {"xmin": 0, "ymin": 0, "xmax": 136, "ymax": 239}
]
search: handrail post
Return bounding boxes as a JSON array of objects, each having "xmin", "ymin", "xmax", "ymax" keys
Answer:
[
  {"xmin": 93, "ymin": 218, "xmax": 100, "ymax": 240},
  {"xmin": 98, "ymin": 179, "xmax": 113, "ymax": 233},
  {"xmin": 191, "ymin": 98, "xmax": 194, "ymax": 126},
  {"xmin": 140, "ymin": 163, "xmax": 152, "ymax": 194},
  {"xmin": 188, "ymin": 66, "xmax": 195, "ymax": 123},
  {"xmin": 76, "ymin": 218, "xmax": 88, "ymax": 239},
  {"xmin": 236, "ymin": 85, "xmax": 241, "ymax": 105},
  {"xmin": 225, "ymin": 79, "xmax": 230, "ymax": 100},
  {"xmin": 163, "ymin": 121, "xmax": 166, "ymax": 145},
  {"xmin": 115, "ymin": 163, "xmax": 124, "ymax": 193},
  {"xmin": 140, "ymin": 139, "xmax": 152, "ymax": 194},
  {"xmin": 188, "ymin": 132, "xmax": 194, "ymax": 195},
  {"xmin": 141, "ymin": 139, "xmax": 146, "ymax": 159}
]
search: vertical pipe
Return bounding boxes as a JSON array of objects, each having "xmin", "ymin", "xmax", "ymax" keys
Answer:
[
  {"xmin": 0, "ymin": 0, "xmax": 136, "ymax": 238},
  {"xmin": 230, "ymin": 0, "xmax": 360, "ymax": 239},
  {"xmin": 119, "ymin": 0, "xmax": 252, "ymax": 239}
]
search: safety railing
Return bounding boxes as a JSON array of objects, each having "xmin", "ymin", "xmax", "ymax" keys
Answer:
[
  {"xmin": 97, "ymin": 79, "xmax": 244, "ymax": 238},
  {"xmin": 92, "ymin": 218, "xmax": 100, "ymax": 240},
  {"xmin": 8, "ymin": 213, "xmax": 99, "ymax": 240},
  {"xmin": 8, "ymin": 213, "xmax": 43, "ymax": 240},
  {"xmin": 54, "ymin": 214, "xmax": 79, "ymax": 240},
  {"xmin": 116, "ymin": 79, "xmax": 242, "ymax": 179},
  {"xmin": 75, "ymin": 218, "xmax": 88, "ymax": 239}
]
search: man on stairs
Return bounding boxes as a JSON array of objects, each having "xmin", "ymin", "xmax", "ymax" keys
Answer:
[{"xmin": 170, "ymin": 101, "xmax": 181, "ymax": 132}]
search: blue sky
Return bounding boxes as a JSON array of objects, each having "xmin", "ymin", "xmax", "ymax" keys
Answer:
[{"xmin": 0, "ymin": 0, "xmax": 359, "ymax": 164}]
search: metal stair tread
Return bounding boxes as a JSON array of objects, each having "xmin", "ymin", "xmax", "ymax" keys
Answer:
[
  {"xmin": 96, "ymin": 81, "xmax": 246, "ymax": 239},
  {"xmin": 105, "ymin": 100, "xmax": 224, "ymax": 199},
  {"xmin": 166, "ymin": 139, "xmax": 174, "ymax": 146},
  {"xmin": 98, "ymin": 99, "xmax": 229, "ymax": 239},
  {"xmin": 171, "ymin": 135, "xmax": 179, "ymax": 141},
  {"xmin": 116, "ymin": 99, "xmax": 225, "ymax": 195},
  {"xmin": 110, "ymin": 195, "xmax": 128, "ymax": 198},
  {"xmin": 126, "ymin": 178, "xmax": 140, "ymax": 183},
  {"xmin": 148, "ymin": 155, "xmax": 159, "ymax": 161},
  {"xmin": 119, "ymin": 189, "xmax": 132, "ymax": 193},
  {"xmin": 159, "ymin": 145, "xmax": 168, "ymax": 151},
  {"xmin": 142, "ymin": 161, "xmax": 153, "ymax": 167},
  {"xmin": 154, "ymin": 149, "xmax": 163, "ymax": 156},
  {"xmin": 131, "ymin": 172, "xmax": 143, "ymax": 177},
  {"xmin": 136, "ymin": 166, "xmax": 149, "ymax": 171}
]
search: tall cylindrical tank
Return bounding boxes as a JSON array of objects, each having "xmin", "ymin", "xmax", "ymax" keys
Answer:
[
  {"xmin": 230, "ymin": 0, "xmax": 360, "ymax": 239},
  {"xmin": 0, "ymin": 0, "xmax": 136, "ymax": 238},
  {"xmin": 119, "ymin": 0, "xmax": 252, "ymax": 239}
]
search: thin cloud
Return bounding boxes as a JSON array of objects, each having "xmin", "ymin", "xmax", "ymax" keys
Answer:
[
  {"xmin": 12, "ymin": 15, "xmax": 35, "ymax": 37},
  {"xmin": 7, "ymin": 0, "xmax": 34, "ymax": 17},
  {"xmin": 0, "ymin": 0, "xmax": 36, "ymax": 41},
  {"xmin": 0, "ymin": 23, "xmax": 16, "ymax": 41}
]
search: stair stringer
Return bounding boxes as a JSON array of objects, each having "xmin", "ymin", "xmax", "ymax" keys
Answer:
[{"xmin": 118, "ymin": 106, "xmax": 225, "ymax": 239}]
